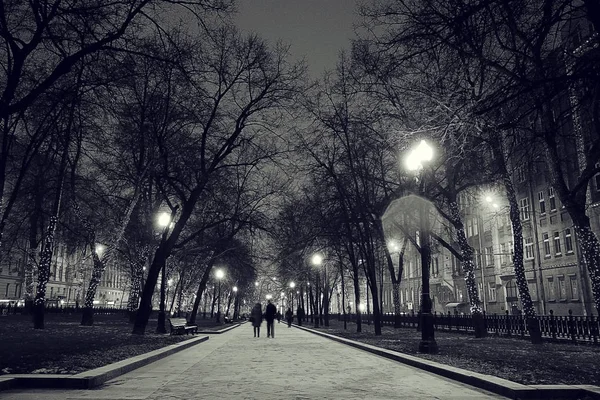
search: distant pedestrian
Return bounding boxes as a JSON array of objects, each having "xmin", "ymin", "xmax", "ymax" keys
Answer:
[
  {"xmin": 285, "ymin": 307, "xmax": 293, "ymax": 327},
  {"xmin": 276, "ymin": 310, "xmax": 282, "ymax": 323},
  {"xmin": 265, "ymin": 300, "xmax": 277, "ymax": 338},
  {"xmin": 251, "ymin": 303, "xmax": 263, "ymax": 338},
  {"xmin": 297, "ymin": 306, "xmax": 305, "ymax": 326}
]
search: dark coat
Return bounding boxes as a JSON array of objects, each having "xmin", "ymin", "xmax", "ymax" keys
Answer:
[{"xmin": 265, "ymin": 302, "xmax": 277, "ymax": 322}]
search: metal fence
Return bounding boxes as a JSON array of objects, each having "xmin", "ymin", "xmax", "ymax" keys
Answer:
[
  {"xmin": 0, "ymin": 305, "xmax": 128, "ymax": 316},
  {"xmin": 342, "ymin": 309, "xmax": 600, "ymax": 345}
]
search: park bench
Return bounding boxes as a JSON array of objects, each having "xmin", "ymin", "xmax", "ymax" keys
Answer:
[{"xmin": 168, "ymin": 318, "xmax": 198, "ymax": 335}]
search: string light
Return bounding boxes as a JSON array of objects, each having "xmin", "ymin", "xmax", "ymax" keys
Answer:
[
  {"xmin": 574, "ymin": 226, "xmax": 600, "ymax": 312},
  {"xmin": 450, "ymin": 202, "xmax": 482, "ymax": 314},
  {"xmin": 504, "ymin": 183, "xmax": 536, "ymax": 319},
  {"xmin": 34, "ymin": 216, "xmax": 58, "ymax": 306}
]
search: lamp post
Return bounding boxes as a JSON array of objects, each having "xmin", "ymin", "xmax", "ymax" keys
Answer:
[
  {"xmin": 289, "ymin": 282, "xmax": 295, "ymax": 311},
  {"xmin": 406, "ymin": 139, "xmax": 438, "ymax": 354},
  {"xmin": 311, "ymin": 254, "xmax": 324, "ymax": 327},
  {"xmin": 280, "ymin": 291, "xmax": 285, "ymax": 312},
  {"xmin": 216, "ymin": 269, "xmax": 224, "ymax": 322},
  {"xmin": 156, "ymin": 212, "xmax": 170, "ymax": 334},
  {"xmin": 233, "ymin": 286, "xmax": 238, "ymax": 320}
]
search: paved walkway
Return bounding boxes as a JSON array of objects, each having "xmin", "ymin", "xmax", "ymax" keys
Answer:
[{"xmin": 0, "ymin": 323, "xmax": 507, "ymax": 399}]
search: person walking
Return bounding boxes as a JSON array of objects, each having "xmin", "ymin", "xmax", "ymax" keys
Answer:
[
  {"xmin": 285, "ymin": 307, "xmax": 293, "ymax": 327},
  {"xmin": 251, "ymin": 303, "xmax": 263, "ymax": 338},
  {"xmin": 265, "ymin": 299, "xmax": 277, "ymax": 338},
  {"xmin": 297, "ymin": 305, "xmax": 305, "ymax": 326}
]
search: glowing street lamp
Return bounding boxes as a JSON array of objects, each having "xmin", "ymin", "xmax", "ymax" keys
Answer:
[
  {"xmin": 158, "ymin": 212, "xmax": 171, "ymax": 228},
  {"xmin": 95, "ymin": 244, "xmax": 105, "ymax": 257},
  {"xmin": 311, "ymin": 253, "xmax": 323, "ymax": 266},
  {"xmin": 406, "ymin": 139, "xmax": 438, "ymax": 354},
  {"xmin": 233, "ymin": 286, "xmax": 238, "ymax": 318},
  {"xmin": 289, "ymin": 282, "xmax": 295, "ymax": 310},
  {"xmin": 216, "ymin": 269, "xmax": 225, "ymax": 322}
]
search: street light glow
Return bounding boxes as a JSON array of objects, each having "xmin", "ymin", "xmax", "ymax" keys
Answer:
[
  {"xmin": 95, "ymin": 244, "xmax": 105, "ymax": 256},
  {"xmin": 216, "ymin": 269, "xmax": 225, "ymax": 279},
  {"xmin": 158, "ymin": 212, "xmax": 171, "ymax": 227},
  {"xmin": 290, "ymin": 281, "xmax": 296, "ymax": 289},
  {"xmin": 266, "ymin": 294, "xmax": 272, "ymax": 300},
  {"xmin": 358, "ymin": 303, "xmax": 366, "ymax": 312},
  {"xmin": 406, "ymin": 140, "xmax": 433, "ymax": 171},
  {"xmin": 233, "ymin": 286, "xmax": 238, "ymax": 292},
  {"xmin": 311, "ymin": 253, "xmax": 323, "ymax": 266}
]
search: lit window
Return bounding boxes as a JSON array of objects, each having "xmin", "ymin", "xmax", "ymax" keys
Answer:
[
  {"xmin": 488, "ymin": 283, "xmax": 497, "ymax": 301},
  {"xmin": 554, "ymin": 232, "xmax": 562, "ymax": 255},
  {"xmin": 538, "ymin": 191, "xmax": 546, "ymax": 214},
  {"xmin": 548, "ymin": 187, "xmax": 556, "ymax": 211},
  {"xmin": 486, "ymin": 246, "xmax": 494, "ymax": 266},
  {"xmin": 565, "ymin": 229, "xmax": 574, "ymax": 253},
  {"xmin": 524, "ymin": 237, "xmax": 534, "ymax": 259},
  {"xmin": 519, "ymin": 198, "xmax": 530, "ymax": 220},
  {"xmin": 543, "ymin": 233, "xmax": 551, "ymax": 256},
  {"xmin": 506, "ymin": 280, "xmax": 518, "ymax": 299}
]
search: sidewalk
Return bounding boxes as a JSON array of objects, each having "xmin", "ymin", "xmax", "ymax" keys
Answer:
[{"xmin": 0, "ymin": 322, "xmax": 507, "ymax": 399}]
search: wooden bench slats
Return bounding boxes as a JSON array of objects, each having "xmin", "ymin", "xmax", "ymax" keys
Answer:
[{"xmin": 168, "ymin": 318, "xmax": 198, "ymax": 335}]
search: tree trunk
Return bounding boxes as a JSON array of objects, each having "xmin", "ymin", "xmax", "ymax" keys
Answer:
[
  {"xmin": 225, "ymin": 291, "xmax": 233, "ymax": 317},
  {"xmin": 132, "ymin": 245, "xmax": 167, "ymax": 334},
  {"xmin": 368, "ymin": 268, "xmax": 382, "ymax": 335},
  {"xmin": 573, "ymin": 224, "xmax": 600, "ymax": 312},
  {"xmin": 33, "ymin": 216, "xmax": 60, "ymax": 329},
  {"xmin": 169, "ymin": 276, "xmax": 181, "ymax": 315},
  {"xmin": 81, "ymin": 250, "xmax": 104, "ymax": 326},
  {"xmin": 448, "ymin": 201, "xmax": 486, "ymax": 337},
  {"xmin": 33, "ymin": 130, "xmax": 70, "ymax": 329},
  {"xmin": 127, "ymin": 245, "xmax": 149, "ymax": 322},
  {"xmin": 176, "ymin": 273, "xmax": 185, "ymax": 317},
  {"xmin": 308, "ymin": 283, "xmax": 315, "ymax": 324},
  {"xmin": 189, "ymin": 264, "xmax": 212, "ymax": 324},
  {"xmin": 210, "ymin": 284, "xmax": 217, "ymax": 318},
  {"xmin": 352, "ymin": 268, "xmax": 362, "ymax": 333},
  {"xmin": 393, "ymin": 282, "xmax": 401, "ymax": 328},
  {"xmin": 503, "ymin": 173, "xmax": 541, "ymax": 343}
]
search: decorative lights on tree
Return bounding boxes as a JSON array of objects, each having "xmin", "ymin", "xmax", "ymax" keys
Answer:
[
  {"xmin": 449, "ymin": 202, "xmax": 482, "ymax": 314},
  {"xmin": 73, "ymin": 183, "xmax": 141, "ymax": 325},
  {"xmin": 127, "ymin": 244, "xmax": 149, "ymax": 312},
  {"xmin": 503, "ymin": 177, "xmax": 536, "ymax": 319},
  {"xmin": 34, "ymin": 216, "xmax": 58, "ymax": 308},
  {"xmin": 574, "ymin": 226, "xmax": 600, "ymax": 313}
]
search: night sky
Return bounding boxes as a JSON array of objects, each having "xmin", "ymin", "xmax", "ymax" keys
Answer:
[{"xmin": 234, "ymin": 0, "xmax": 360, "ymax": 78}]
